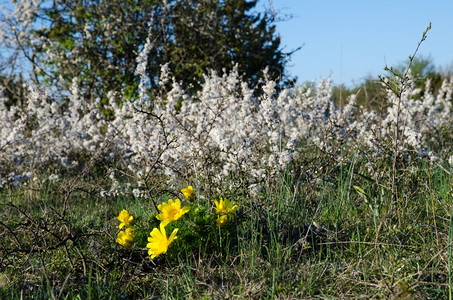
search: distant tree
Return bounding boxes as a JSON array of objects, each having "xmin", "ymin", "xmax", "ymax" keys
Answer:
[
  {"xmin": 332, "ymin": 56, "xmax": 447, "ymax": 111},
  {"xmin": 393, "ymin": 55, "xmax": 443, "ymax": 97},
  {"xmin": 2, "ymin": 0, "xmax": 290, "ymax": 102},
  {"xmin": 395, "ymin": 55, "xmax": 435, "ymax": 78},
  {"xmin": 168, "ymin": 0, "xmax": 287, "ymax": 91},
  {"xmin": 332, "ymin": 76, "xmax": 386, "ymax": 110},
  {"xmin": 332, "ymin": 84, "xmax": 353, "ymax": 108}
]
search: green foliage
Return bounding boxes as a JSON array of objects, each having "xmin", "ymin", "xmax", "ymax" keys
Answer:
[
  {"xmin": 393, "ymin": 55, "xmax": 444, "ymax": 98},
  {"xmin": 332, "ymin": 77, "xmax": 387, "ymax": 109},
  {"xmin": 29, "ymin": 0, "xmax": 288, "ymax": 102}
]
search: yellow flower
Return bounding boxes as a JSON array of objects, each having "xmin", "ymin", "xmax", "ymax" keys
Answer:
[
  {"xmin": 156, "ymin": 198, "xmax": 190, "ymax": 226},
  {"xmin": 146, "ymin": 223, "xmax": 178, "ymax": 259},
  {"xmin": 214, "ymin": 197, "xmax": 238, "ymax": 215},
  {"xmin": 117, "ymin": 209, "xmax": 135, "ymax": 229},
  {"xmin": 181, "ymin": 185, "xmax": 195, "ymax": 202},
  {"xmin": 116, "ymin": 227, "xmax": 135, "ymax": 248},
  {"xmin": 216, "ymin": 215, "xmax": 228, "ymax": 228}
]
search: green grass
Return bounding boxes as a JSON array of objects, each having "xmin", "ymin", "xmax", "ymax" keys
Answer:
[{"xmin": 1, "ymin": 146, "xmax": 453, "ymax": 299}]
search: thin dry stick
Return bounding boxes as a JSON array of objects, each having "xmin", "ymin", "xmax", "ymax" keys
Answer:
[
  {"xmin": 373, "ymin": 23, "xmax": 432, "ymax": 295},
  {"xmin": 382, "ymin": 23, "xmax": 432, "ymax": 209}
]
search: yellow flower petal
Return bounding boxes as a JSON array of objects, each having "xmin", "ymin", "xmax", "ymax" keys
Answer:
[{"xmin": 168, "ymin": 228, "xmax": 179, "ymax": 243}]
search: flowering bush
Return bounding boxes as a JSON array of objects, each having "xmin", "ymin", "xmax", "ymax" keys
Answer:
[
  {"xmin": 0, "ymin": 22, "xmax": 451, "ymax": 197},
  {"xmin": 1, "ymin": 65, "xmax": 452, "ymax": 194}
]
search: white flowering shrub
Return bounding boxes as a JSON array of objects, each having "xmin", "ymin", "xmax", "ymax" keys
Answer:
[
  {"xmin": 1, "ymin": 62, "xmax": 452, "ymax": 194},
  {"xmin": 0, "ymin": 16, "xmax": 452, "ymax": 192}
]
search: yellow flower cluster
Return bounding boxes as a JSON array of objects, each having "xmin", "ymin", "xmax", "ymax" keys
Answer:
[
  {"xmin": 116, "ymin": 209, "xmax": 135, "ymax": 248},
  {"xmin": 146, "ymin": 186, "xmax": 193, "ymax": 259},
  {"xmin": 114, "ymin": 187, "xmax": 240, "ymax": 259},
  {"xmin": 214, "ymin": 197, "xmax": 238, "ymax": 228}
]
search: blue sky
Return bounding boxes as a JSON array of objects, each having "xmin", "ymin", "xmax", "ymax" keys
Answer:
[{"xmin": 260, "ymin": 1, "xmax": 453, "ymax": 87}]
